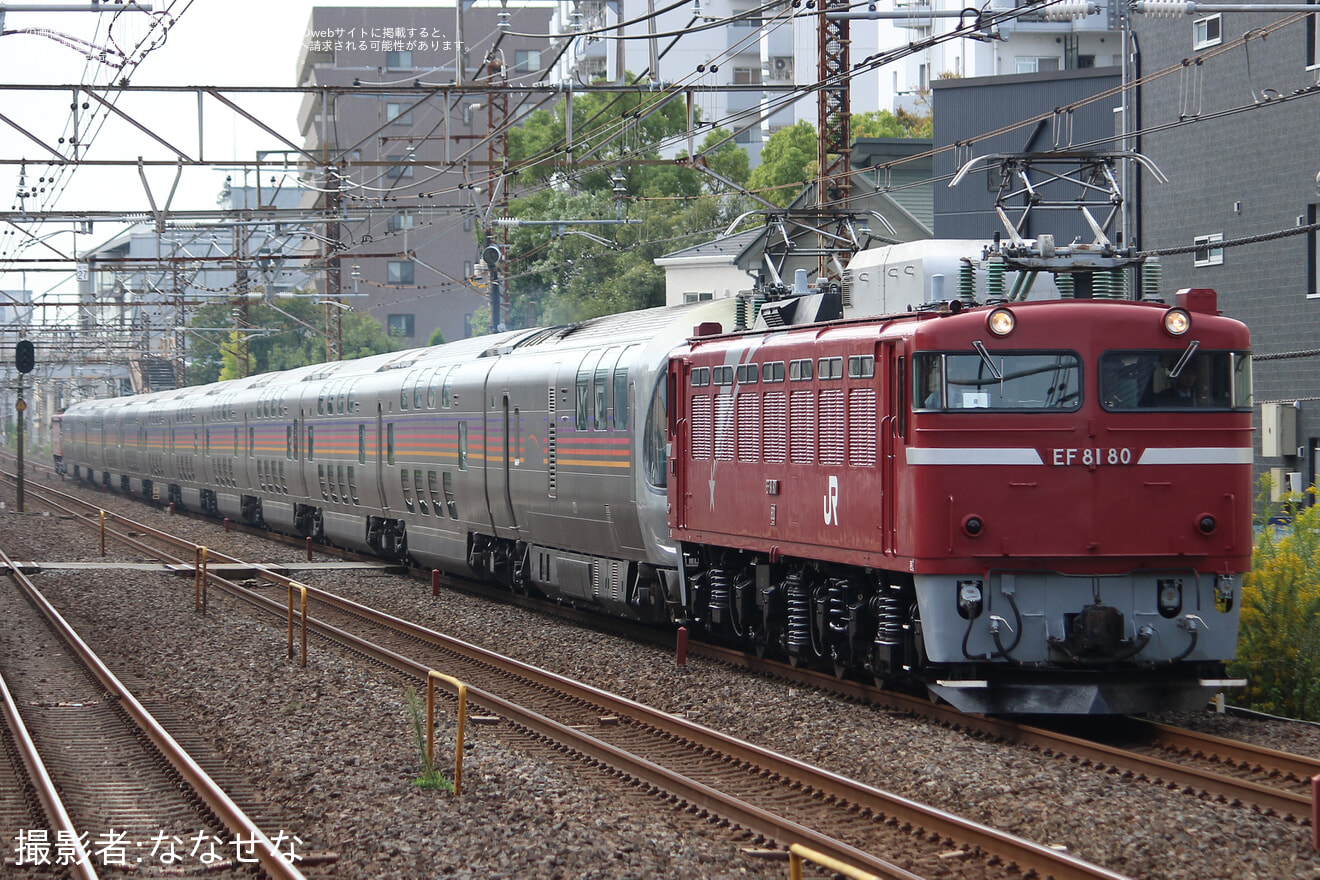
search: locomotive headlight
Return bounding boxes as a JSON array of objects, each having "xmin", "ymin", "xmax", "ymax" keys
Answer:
[
  {"xmin": 1157, "ymin": 578, "xmax": 1183, "ymax": 618},
  {"xmin": 1163, "ymin": 308, "xmax": 1191, "ymax": 336},
  {"xmin": 1196, "ymin": 514, "xmax": 1217, "ymax": 535},
  {"xmin": 986, "ymin": 307, "xmax": 1016, "ymax": 337}
]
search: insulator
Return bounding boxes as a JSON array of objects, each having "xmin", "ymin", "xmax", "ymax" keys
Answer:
[
  {"xmin": 1091, "ymin": 270, "xmax": 1110, "ymax": 299},
  {"xmin": 958, "ymin": 258, "xmax": 977, "ymax": 305},
  {"xmin": 985, "ymin": 256, "xmax": 1006, "ymax": 303},
  {"xmin": 1133, "ymin": 0, "xmax": 1195, "ymax": 18},
  {"xmin": 751, "ymin": 292, "xmax": 767, "ymax": 323},
  {"xmin": 785, "ymin": 574, "xmax": 811, "ymax": 653},
  {"xmin": 735, "ymin": 296, "xmax": 749, "ymax": 330},
  {"xmin": 1057, "ymin": 272, "xmax": 1075, "ymax": 299},
  {"xmin": 1141, "ymin": 258, "xmax": 1163, "ymax": 301},
  {"xmin": 1107, "ymin": 268, "xmax": 1127, "ymax": 300},
  {"xmin": 707, "ymin": 567, "xmax": 731, "ymax": 620},
  {"xmin": 1042, "ymin": 1, "xmax": 1097, "ymax": 20}
]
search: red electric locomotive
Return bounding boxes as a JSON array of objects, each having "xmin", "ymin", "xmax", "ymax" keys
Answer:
[{"xmin": 668, "ymin": 289, "xmax": 1251, "ymax": 714}]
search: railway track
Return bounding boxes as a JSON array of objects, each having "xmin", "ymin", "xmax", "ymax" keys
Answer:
[
  {"xmin": 686, "ymin": 641, "xmax": 1319, "ymax": 823},
  {"xmin": 13, "ymin": 475, "xmax": 1139, "ymax": 880},
  {"xmin": 0, "ymin": 543, "xmax": 308, "ymax": 880},
  {"xmin": 16, "ymin": 473, "xmax": 1319, "ymax": 868}
]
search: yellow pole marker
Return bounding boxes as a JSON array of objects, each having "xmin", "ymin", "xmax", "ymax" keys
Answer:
[
  {"xmin": 426, "ymin": 671, "xmax": 467, "ymax": 795},
  {"xmin": 787, "ymin": 844, "xmax": 881, "ymax": 880},
  {"xmin": 99, "ymin": 509, "xmax": 106, "ymax": 557}
]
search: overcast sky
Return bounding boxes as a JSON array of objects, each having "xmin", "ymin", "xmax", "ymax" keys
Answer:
[{"xmin": 0, "ymin": 2, "xmax": 482, "ymax": 295}]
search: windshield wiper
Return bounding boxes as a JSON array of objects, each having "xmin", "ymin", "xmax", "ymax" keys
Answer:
[
  {"xmin": 1168, "ymin": 340, "xmax": 1200, "ymax": 378},
  {"xmin": 971, "ymin": 340, "xmax": 1003, "ymax": 381}
]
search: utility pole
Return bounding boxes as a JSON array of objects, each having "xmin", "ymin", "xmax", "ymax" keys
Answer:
[
  {"xmin": 232, "ymin": 222, "xmax": 250, "ymax": 379},
  {"xmin": 486, "ymin": 53, "xmax": 510, "ymax": 329},
  {"xmin": 816, "ymin": 0, "xmax": 852, "ymax": 282},
  {"xmin": 324, "ymin": 164, "xmax": 343, "ymax": 362}
]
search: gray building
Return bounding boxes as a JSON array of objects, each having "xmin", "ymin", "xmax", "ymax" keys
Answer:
[
  {"xmin": 1133, "ymin": 6, "xmax": 1320, "ymax": 498},
  {"xmin": 296, "ymin": 5, "xmax": 554, "ymax": 344},
  {"xmin": 931, "ymin": 67, "xmax": 1123, "ymax": 242}
]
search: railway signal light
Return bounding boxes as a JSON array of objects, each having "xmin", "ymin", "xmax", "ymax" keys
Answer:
[{"xmin": 14, "ymin": 339, "xmax": 33, "ymax": 374}]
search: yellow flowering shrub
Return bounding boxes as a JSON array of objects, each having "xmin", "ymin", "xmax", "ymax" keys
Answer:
[{"xmin": 1227, "ymin": 478, "xmax": 1320, "ymax": 720}]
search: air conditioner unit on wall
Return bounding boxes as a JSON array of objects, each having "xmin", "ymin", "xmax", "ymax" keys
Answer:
[
  {"xmin": 1261, "ymin": 402, "xmax": 1298, "ymax": 458},
  {"xmin": 769, "ymin": 57, "xmax": 793, "ymax": 80}
]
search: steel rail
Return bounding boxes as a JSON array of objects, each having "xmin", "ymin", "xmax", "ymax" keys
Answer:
[
  {"xmin": 685, "ymin": 641, "xmax": 1316, "ymax": 820},
  {"xmin": 0, "ymin": 547, "xmax": 307, "ymax": 880},
  {"xmin": 188, "ymin": 569, "xmax": 1128, "ymax": 880},
  {"xmin": 1138, "ymin": 720, "xmax": 1320, "ymax": 784},
  {"xmin": 19, "ymin": 479, "xmax": 1129, "ymax": 880},
  {"xmin": 15, "ymin": 473, "xmax": 1318, "ymax": 822},
  {"xmin": 0, "ymin": 666, "xmax": 98, "ymax": 880}
]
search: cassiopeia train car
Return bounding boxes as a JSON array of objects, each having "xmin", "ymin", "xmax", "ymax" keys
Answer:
[{"xmin": 60, "ymin": 289, "xmax": 1252, "ymax": 714}]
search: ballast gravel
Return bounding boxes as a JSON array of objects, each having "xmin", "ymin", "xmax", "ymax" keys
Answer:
[{"xmin": 1, "ymin": 475, "xmax": 1318, "ymax": 880}]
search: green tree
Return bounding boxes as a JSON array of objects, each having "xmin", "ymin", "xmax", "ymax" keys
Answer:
[
  {"xmin": 746, "ymin": 112, "xmax": 933, "ymax": 207},
  {"xmin": 186, "ymin": 295, "xmax": 404, "ymax": 385},
  {"xmin": 852, "ymin": 108, "xmax": 933, "ymax": 140},
  {"xmin": 507, "ymin": 78, "xmax": 694, "ymax": 193},
  {"xmin": 1229, "ymin": 478, "xmax": 1320, "ymax": 720},
  {"xmin": 499, "ymin": 98, "xmax": 754, "ymax": 326},
  {"xmin": 745, "ymin": 121, "xmax": 819, "ymax": 207},
  {"xmin": 218, "ymin": 329, "xmax": 254, "ymax": 381},
  {"xmin": 427, "ymin": 327, "xmax": 446, "ymax": 347}
]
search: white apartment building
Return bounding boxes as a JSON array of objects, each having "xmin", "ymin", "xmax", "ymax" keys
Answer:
[{"xmin": 549, "ymin": 0, "xmax": 1120, "ymax": 152}]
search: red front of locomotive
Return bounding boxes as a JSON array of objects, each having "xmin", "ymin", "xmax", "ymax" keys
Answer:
[
  {"xmin": 668, "ymin": 290, "xmax": 1252, "ymax": 713},
  {"xmin": 901, "ymin": 294, "xmax": 1252, "ymax": 572}
]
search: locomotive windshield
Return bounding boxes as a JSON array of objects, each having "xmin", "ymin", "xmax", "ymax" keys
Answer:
[
  {"xmin": 914, "ymin": 352, "xmax": 1082, "ymax": 411},
  {"xmin": 1099, "ymin": 350, "xmax": 1252, "ymax": 411}
]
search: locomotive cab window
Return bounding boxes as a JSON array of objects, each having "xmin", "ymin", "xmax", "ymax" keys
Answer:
[
  {"xmin": 914, "ymin": 351, "xmax": 1081, "ymax": 410},
  {"xmin": 1099, "ymin": 350, "xmax": 1251, "ymax": 411}
]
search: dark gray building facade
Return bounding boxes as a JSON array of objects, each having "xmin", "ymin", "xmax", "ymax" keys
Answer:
[
  {"xmin": 931, "ymin": 67, "xmax": 1123, "ymax": 243},
  {"xmin": 1133, "ymin": 6, "xmax": 1320, "ymax": 497}
]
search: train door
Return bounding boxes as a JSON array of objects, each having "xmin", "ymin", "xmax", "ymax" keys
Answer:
[
  {"xmin": 879, "ymin": 339, "xmax": 906, "ymax": 556},
  {"xmin": 298, "ymin": 407, "xmax": 312, "ymax": 499},
  {"xmin": 484, "ymin": 386, "xmax": 520, "ymax": 536},
  {"xmin": 376, "ymin": 403, "xmax": 390, "ymax": 510},
  {"xmin": 199, "ymin": 417, "xmax": 210, "ymax": 484}
]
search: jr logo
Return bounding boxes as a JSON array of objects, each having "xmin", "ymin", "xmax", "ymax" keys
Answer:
[{"xmin": 823, "ymin": 475, "xmax": 840, "ymax": 526}]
